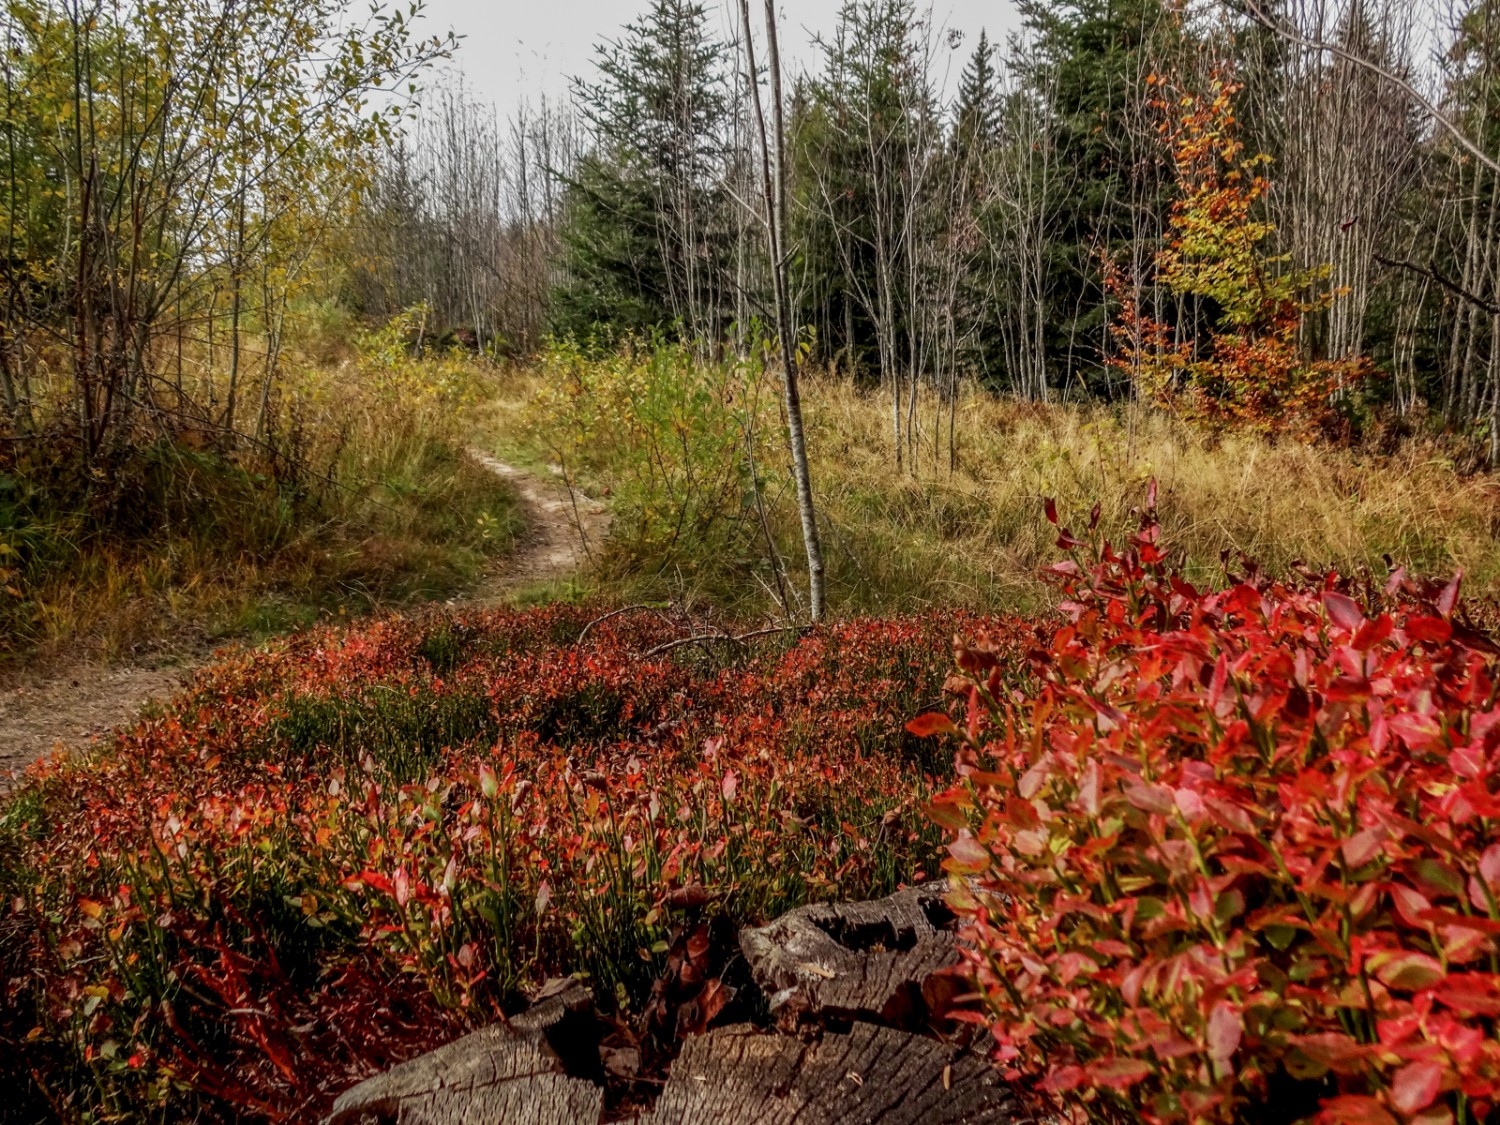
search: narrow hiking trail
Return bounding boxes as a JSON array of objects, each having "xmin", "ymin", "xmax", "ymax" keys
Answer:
[
  {"xmin": 0, "ymin": 454, "xmax": 607, "ymax": 784},
  {"xmin": 463, "ymin": 450, "xmax": 609, "ymax": 603}
]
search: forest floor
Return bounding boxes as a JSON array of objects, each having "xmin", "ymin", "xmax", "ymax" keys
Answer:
[{"xmin": 0, "ymin": 451, "xmax": 607, "ymax": 784}]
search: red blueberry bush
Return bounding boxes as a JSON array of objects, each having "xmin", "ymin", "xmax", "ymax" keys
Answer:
[
  {"xmin": 916, "ymin": 491, "xmax": 1500, "ymax": 1124},
  {"xmin": 0, "ymin": 604, "xmax": 1023, "ymax": 1122}
]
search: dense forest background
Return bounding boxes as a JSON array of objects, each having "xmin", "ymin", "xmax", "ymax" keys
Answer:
[
  {"xmin": 6, "ymin": 0, "xmax": 1500, "ymax": 657},
  {"xmin": 5, "ymin": 0, "xmax": 1500, "ymax": 470},
  {"xmin": 343, "ymin": 0, "xmax": 1500, "ymax": 458}
]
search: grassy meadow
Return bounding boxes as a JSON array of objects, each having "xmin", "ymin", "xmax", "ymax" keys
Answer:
[
  {"xmin": 489, "ymin": 346, "xmax": 1500, "ymax": 620},
  {"xmin": 11, "ymin": 328, "xmax": 1495, "ymax": 668}
]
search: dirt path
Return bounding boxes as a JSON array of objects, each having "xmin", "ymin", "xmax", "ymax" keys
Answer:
[
  {"xmin": 0, "ymin": 454, "xmax": 607, "ymax": 786},
  {"xmin": 463, "ymin": 451, "xmax": 609, "ymax": 602}
]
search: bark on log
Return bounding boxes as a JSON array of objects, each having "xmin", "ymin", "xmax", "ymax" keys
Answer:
[
  {"xmin": 633, "ymin": 1022, "xmax": 1027, "ymax": 1124},
  {"xmin": 323, "ymin": 978, "xmax": 603, "ymax": 1125},
  {"xmin": 738, "ymin": 883, "xmax": 961, "ymax": 1028}
]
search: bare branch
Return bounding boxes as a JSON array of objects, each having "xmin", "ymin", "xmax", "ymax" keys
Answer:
[{"xmin": 1237, "ymin": 0, "xmax": 1500, "ymax": 176}]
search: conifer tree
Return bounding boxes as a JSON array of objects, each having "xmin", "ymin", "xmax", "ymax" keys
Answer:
[
  {"xmin": 551, "ymin": 0, "xmax": 734, "ymax": 343},
  {"xmin": 1008, "ymin": 0, "xmax": 1181, "ymax": 394},
  {"xmin": 955, "ymin": 30, "xmax": 1000, "ymax": 145}
]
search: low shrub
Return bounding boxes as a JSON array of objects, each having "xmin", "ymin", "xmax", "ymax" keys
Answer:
[
  {"xmin": 526, "ymin": 339, "xmax": 777, "ymax": 594},
  {"xmin": 916, "ymin": 490, "xmax": 1500, "ymax": 1124},
  {"xmin": 0, "ymin": 603, "xmax": 1020, "ymax": 1121}
]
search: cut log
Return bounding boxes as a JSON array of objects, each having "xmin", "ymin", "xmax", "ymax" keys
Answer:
[
  {"xmin": 323, "ymin": 978, "xmax": 603, "ymax": 1125},
  {"xmin": 738, "ymin": 883, "xmax": 961, "ymax": 1028},
  {"xmin": 634, "ymin": 1022, "xmax": 1026, "ymax": 1124}
]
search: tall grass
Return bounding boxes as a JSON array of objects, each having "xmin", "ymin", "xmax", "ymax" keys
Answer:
[
  {"xmin": 501, "ymin": 349, "xmax": 1500, "ymax": 617},
  {"xmin": 0, "ymin": 309, "xmax": 522, "ymax": 663}
]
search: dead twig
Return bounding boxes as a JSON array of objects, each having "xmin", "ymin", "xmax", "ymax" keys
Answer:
[
  {"xmin": 576, "ymin": 604, "xmax": 674, "ymax": 645},
  {"xmin": 642, "ymin": 624, "xmax": 807, "ymax": 660}
]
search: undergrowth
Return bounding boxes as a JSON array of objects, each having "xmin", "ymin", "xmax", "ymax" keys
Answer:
[
  {"xmin": 493, "ymin": 347, "xmax": 1500, "ymax": 618},
  {"xmin": 0, "ymin": 309, "xmax": 521, "ymax": 663},
  {"xmin": 918, "ymin": 495, "xmax": 1500, "ymax": 1124},
  {"xmin": 0, "ymin": 602, "xmax": 1014, "ymax": 1121}
]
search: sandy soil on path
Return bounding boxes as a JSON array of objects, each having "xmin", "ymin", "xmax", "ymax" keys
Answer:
[
  {"xmin": 0, "ymin": 454, "xmax": 606, "ymax": 787},
  {"xmin": 462, "ymin": 450, "xmax": 609, "ymax": 603}
]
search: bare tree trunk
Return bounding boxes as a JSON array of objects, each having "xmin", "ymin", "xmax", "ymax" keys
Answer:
[{"xmin": 741, "ymin": 0, "xmax": 826, "ymax": 621}]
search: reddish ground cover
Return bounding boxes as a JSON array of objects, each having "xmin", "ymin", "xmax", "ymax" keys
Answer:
[
  {"xmin": 8, "ymin": 498, "xmax": 1499, "ymax": 1125},
  {"xmin": 0, "ymin": 604, "xmax": 1026, "ymax": 1121},
  {"xmin": 919, "ymin": 496, "xmax": 1500, "ymax": 1124}
]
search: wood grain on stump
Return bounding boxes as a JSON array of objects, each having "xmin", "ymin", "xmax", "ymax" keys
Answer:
[
  {"xmin": 323, "ymin": 979, "xmax": 603, "ymax": 1125},
  {"xmin": 738, "ymin": 883, "xmax": 961, "ymax": 1028},
  {"xmin": 326, "ymin": 888, "xmax": 1024, "ymax": 1125},
  {"xmin": 633, "ymin": 1021, "xmax": 1025, "ymax": 1124}
]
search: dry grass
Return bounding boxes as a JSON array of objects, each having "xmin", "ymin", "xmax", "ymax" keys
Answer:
[
  {"xmin": 491, "ymin": 361, "xmax": 1500, "ymax": 617},
  {"xmin": 2, "ymin": 339, "xmax": 522, "ymax": 666},
  {"xmin": 804, "ymin": 380, "xmax": 1500, "ymax": 613}
]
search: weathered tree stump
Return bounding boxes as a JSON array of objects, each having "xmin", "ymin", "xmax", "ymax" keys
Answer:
[
  {"xmin": 633, "ymin": 1021, "xmax": 1026, "ymax": 1124},
  {"xmin": 326, "ymin": 887, "xmax": 1020, "ymax": 1124},
  {"xmin": 323, "ymin": 978, "xmax": 603, "ymax": 1125},
  {"xmin": 737, "ymin": 883, "xmax": 962, "ymax": 1028}
]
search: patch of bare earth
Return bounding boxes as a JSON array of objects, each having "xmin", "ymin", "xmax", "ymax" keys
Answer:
[
  {"xmin": 463, "ymin": 450, "xmax": 610, "ymax": 603},
  {"xmin": 0, "ymin": 454, "xmax": 605, "ymax": 787}
]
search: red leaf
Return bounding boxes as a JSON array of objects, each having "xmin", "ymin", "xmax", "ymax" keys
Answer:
[
  {"xmin": 946, "ymin": 835, "xmax": 989, "ymax": 875},
  {"xmin": 1317, "ymin": 1095, "xmax": 1398, "ymax": 1125},
  {"xmin": 666, "ymin": 884, "xmax": 715, "ymax": 908},
  {"xmin": 1085, "ymin": 1057, "xmax": 1153, "ymax": 1090},
  {"xmin": 1322, "ymin": 591, "xmax": 1365, "ymax": 632},
  {"xmin": 1388, "ymin": 712, "xmax": 1444, "ymax": 752},
  {"xmin": 1351, "ymin": 614, "xmax": 1393, "ymax": 652},
  {"xmin": 1341, "ymin": 828, "xmax": 1384, "ymax": 869},
  {"xmin": 1480, "ymin": 843, "xmax": 1500, "ymax": 890},
  {"xmin": 1078, "ymin": 759, "xmax": 1102, "ymax": 815},
  {"xmin": 1290, "ymin": 1032, "xmax": 1367, "ymax": 1073},
  {"xmin": 925, "ymin": 799, "xmax": 969, "ymax": 831},
  {"xmin": 1037, "ymin": 1065, "xmax": 1085, "ymax": 1093},
  {"xmin": 1371, "ymin": 951, "xmax": 1445, "ymax": 992},
  {"xmin": 1405, "ymin": 616, "xmax": 1453, "ymax": 645},
  {"xmin": 1206, "ymin": 1001, "xmax": 1241, "ymax": 1061},
  {"xmin": 1391, "ymin": 1060, "xmax": 1445, "ymax": 1116},
  {"xmin": 906, "ymin": 713, "xmax": 957, "ymax": 739},
  {"xmin": 1045, "ymin": 497, "xmax": 1059, "ymax": 525},
  {"xmin": 1390, "ymin": 884, "xmax": 1433, "ymax": 929},
  {"xmin": 1430, "ymin": 973, "xmax": 1500, "ymax": 1017},
  {"xmin": 1125, "ymin": 780, "xmax": 1175, "ymax": 816},
  {"xmin": 1437, "ymin": 572, "xmax": 1462, "ymax": 618}
]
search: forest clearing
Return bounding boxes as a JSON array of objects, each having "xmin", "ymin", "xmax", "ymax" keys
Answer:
[{"xmin": 3, "ymin": 0, "xmax": 1500, "ymax": 1122}]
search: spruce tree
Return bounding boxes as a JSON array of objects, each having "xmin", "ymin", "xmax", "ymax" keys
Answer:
[
  {"xmin": 1009, "ymin": 0, "xmax": 1182, "ymax": 394},
  {"xmin": 955, "ymin": 30, "xmax": 1000, "ymax": 145},
  {"xmin": 551, "ymin": 0, "xmax": 733, "ymax": 343},
  {"xmin": 790, "ymin": 1, "xmax": 938, "ymax": 381}
]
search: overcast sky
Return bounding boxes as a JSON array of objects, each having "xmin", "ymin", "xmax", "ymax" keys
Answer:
[{"xmin": 413, "ymin": 1, "xmax": 1023, "ymax": 123}]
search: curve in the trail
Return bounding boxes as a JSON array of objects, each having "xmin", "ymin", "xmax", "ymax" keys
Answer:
[
  {"xmin": 0, "ymin": 453, "xmax": 605, "ymax": 784},
  {"xmin": 462, "ymin": 450, "xmax": 609, "ymax": 603}
]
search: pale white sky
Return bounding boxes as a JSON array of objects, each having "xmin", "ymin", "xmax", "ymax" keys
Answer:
[{"xmin": 414, "ymin": 1, "xmax": 1022, "ymax": 122}]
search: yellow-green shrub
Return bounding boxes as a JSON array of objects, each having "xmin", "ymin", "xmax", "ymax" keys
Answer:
[{"xmin": 527, "ymin": 340, "xmax": 780, "ymax": 587}]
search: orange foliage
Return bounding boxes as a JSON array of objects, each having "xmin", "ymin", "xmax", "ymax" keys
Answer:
[{"xmin": 1109, "ymin": 71, "xmax": 1369, "ymax": 438}]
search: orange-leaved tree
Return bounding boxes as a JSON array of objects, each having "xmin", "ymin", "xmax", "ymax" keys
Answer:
[{"xmin": 1109, "ymin": 70, "xmax": 1368, "ymax": 438}]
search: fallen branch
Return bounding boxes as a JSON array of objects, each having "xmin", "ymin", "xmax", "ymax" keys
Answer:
[
  {"xmin": 643, "ymin": 624, "xmax": 807, "ymax": 659},
  {"xmin": 576, "ymin": 604, "xmax": 674, "ymax": 645}
]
